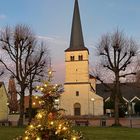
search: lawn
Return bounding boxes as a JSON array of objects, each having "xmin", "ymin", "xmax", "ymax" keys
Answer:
[
  {"xmin": 0, "ymin": 126, "xmax": 25, "ymax": 140},
  {"xmin": 0, "ymin": 126, "xmax": 140, "ymax": 140},
  {"xmin": 75, "ymin": 127, "xmax": 140, "ymax": 140}
]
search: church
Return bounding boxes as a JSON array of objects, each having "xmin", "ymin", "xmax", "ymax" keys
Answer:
[{"xmin": 60, "ymin": 0, "xmax": 103, "ymax": 116}]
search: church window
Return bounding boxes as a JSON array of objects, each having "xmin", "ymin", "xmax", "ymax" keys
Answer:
[
  {"xmin": 74, "ymin": 103, "xmax": 81, "ymax": 116},
  {"xmin": 70, "ymin": 56, "xmax": 75, "ymax": 61},
  {"xmin": 76, "ymin": 91, "xmax": 79, "ymax": 96},
  {"xmin": 78, "ymin": 55, "xmax": 83, "ymax": 61}
]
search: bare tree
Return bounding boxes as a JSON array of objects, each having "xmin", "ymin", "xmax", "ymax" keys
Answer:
[
  {"xmin": 94, "ymin": 30, "xmax": 138, "ymax": 126},
  {"xmin": 135, "ymin": 56, "xmax": 140, "ymax": 86},
  {"xmin": 27, "ymin": 46, "xmax": 49, "ymax": 124},
  {"xmin": 0, "ymin": 71, "xmax": 4, "ymax": 76},
  {"xmin": 0, "ymin": 24, "xmax": 49, "ymax": 126}
]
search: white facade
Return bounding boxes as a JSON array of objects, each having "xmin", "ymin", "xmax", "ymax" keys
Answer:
[
  {"xmin": 60, "ymin": 0, "xmax": 103, "ymax": 116},
  {"xmin": 60, "ymin": 50, "xmax": 103, "ymax": 116}
]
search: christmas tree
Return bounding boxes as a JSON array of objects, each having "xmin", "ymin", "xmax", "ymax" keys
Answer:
[{"xmin": 17, "ymin": 69, "xmax": 84, "ymax": 140}]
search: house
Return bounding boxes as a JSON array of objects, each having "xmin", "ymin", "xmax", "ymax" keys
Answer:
[
  {"xmin": 96, "ymin": 83, "xmax": 140, "ymax": 115},
  {"xmin": 0, "ymin": 82, "xmax": 9, "ymax": 121}
]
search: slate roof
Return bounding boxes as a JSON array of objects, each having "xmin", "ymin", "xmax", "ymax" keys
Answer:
[
  {"xmin": 96, "ymin": 83, "xmax": 140, "ymax": 101},
  {"xmin": 65, "ymin": 0, "xmax": 88, "ymax": 52}
]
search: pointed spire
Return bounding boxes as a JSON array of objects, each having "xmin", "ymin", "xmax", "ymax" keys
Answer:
[{"xmin": 65, "ymin": 0, "xmax": 88, "ymax": 52}]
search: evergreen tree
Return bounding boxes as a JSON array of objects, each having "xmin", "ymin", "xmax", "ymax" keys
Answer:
[{"xmin": 16, "ymin": 70, "xmax": 84, "ymax": 140}]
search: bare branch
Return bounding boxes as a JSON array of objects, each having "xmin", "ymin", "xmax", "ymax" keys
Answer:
[
  {"xmin": 93, "ymin": 29, "xmax": 139, "ymax": 126},
  {"xmin": 0, "ymin": 24, "xmax": 50, "ymax": 126},
  {"xmin": 0, "ymin": 59, "xmax": 16, "ymax": 77},
  {"xmin": 119, "ymin": 72, "xmax": 136, "ymax": 78}
]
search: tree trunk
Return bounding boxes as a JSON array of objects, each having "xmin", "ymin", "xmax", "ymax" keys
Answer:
[
  {"xmin": 114, "ymin": 95, "xmax": 119, "ymax": 125},
  {"xmin": 114, "ymin": 72, "xmax": 121, "ymax": 126},
  {"xmin": 28, "ymin": 86, "xmax": 33, "ymax": 124},
  {"xmin": 18, "ymin": 89, "xmax": 25, "ymax": 127}
]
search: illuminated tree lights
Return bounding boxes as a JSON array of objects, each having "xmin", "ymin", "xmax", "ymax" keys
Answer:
[{"xmin": 16, "ymin": 79, "xmax": 84, "ymax": 140}]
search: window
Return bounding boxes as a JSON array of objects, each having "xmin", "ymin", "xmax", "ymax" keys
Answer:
[
  {"xmin": 74, "ymin": 103, "xmax": 81, "ymax": 116},
  {"xmin": 70, "ymin": 56, "xmax": 75, "ymax": 61},
  {"xmin": 76, "ymin": 91, "xmax": 79, "ymax": 96},
  {"xmin": 78, "ymin": 55, "xmax": 83, "ymax": 61}
]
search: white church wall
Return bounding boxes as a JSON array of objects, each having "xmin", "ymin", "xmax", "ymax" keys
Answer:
[
  {"xmin": 60, "ymin": 0, "xmax": 103, "ymax": 117},
  {"xmin": 60, "ymin": 84, "xmax": 103, "ymax": 116},
  {"xmin": 89, "ymin": 92, "xmax": 104, "ymax": 116},
  {"xmin": 65, "ymin": 51, "xmax": 89, "ymax": 83}
]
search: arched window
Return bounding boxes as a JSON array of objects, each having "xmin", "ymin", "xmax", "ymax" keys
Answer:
[
  {"xmin": 74, "ymin": 103, "xmax": 81, "ymax": 116},
  {"xmin": 70, "ymin": 56, "xmax": 75, "ymax": 61},
  {"xmin": 78, "ymin": 55, "xmax": 83, "ymax": 61}
]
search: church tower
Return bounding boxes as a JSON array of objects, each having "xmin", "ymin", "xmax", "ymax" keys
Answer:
[{"xmin": 60, "ymin": 0, "xmax": 103, "ymax": 116}]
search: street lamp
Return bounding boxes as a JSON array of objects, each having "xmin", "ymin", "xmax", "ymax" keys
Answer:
[{"xmin": 91, "ymin": 98, "xmax": 95, "ymax": 116}]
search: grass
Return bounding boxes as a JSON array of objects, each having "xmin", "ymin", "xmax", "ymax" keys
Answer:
[
  {"xmin": 0, "ymin": 127, "xmax": 25, "ymax": 140},
  {"xmin": 0, "ymin": 126, "xmax": 140, "ymax": 140},
  {"xmin": 75, "ymin": 126, "xmax": 140, "ymax": 140}
]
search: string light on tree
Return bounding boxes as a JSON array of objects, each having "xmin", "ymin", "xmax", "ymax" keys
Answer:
[{"xmin": 16, "ymin": 67, "xmax": 84, "ymax": 140}]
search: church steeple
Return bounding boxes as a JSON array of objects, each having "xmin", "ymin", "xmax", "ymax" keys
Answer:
[{"xmin": 65, "ymin": 0, "xmax": 88, "ymax": 52}]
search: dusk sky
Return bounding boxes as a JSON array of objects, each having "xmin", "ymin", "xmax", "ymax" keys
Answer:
[{"xmin": 1, "ymin": 0, "xmax": 140, "ymax": 83}]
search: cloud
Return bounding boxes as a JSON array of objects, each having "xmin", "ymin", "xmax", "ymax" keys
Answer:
[
  {"xmin": 37, "ymin": 35, "xmax": 68, "ymax": 61},
  {"xmin": 37, "ymin": 35, "xmax": 68, "ymax": 83},
  {"xmin": 37, "ymin": 35, "xmax": 67, "ymax": 46},
  {"xmin": 0, "ymin": 14, "xmax": 6, "ymax": 20}
]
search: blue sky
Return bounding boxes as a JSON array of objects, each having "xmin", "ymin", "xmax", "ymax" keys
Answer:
[{"xmin": 0, "ymin": 0, "xmax": 140, "ymax": 83}]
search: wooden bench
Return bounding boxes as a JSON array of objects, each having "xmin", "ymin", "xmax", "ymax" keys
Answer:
[{"xmin": 75, "ymin": 120, "xmax": 89, "ymax": 126}]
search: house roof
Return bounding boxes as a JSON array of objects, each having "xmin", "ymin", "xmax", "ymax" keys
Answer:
[
  {"xmin": 0, "ymin": 82, "xmax": 3, "ymax": 87},
  {"xmin": 89, "ymin": 74, "xmax": 96, "ymax": 79},
  {"xmin": 96, "ymin": 83, "xmax": 140, "ymax": 101},
  {"xmin": 65, "ymin": 0, "xmax": 88, "ymax": 52},
  {"xmin": 0, "ymin": 81, "xmax": 8, "ymax": 98}
]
